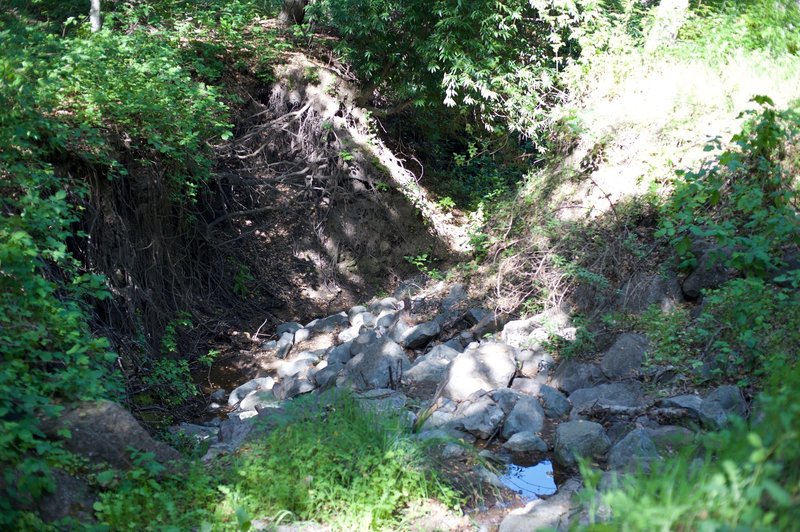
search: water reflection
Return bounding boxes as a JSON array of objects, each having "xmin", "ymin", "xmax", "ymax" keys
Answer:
[{"xmin": 499, "ymin": 460, "xmax": 557, "ymax": 500}]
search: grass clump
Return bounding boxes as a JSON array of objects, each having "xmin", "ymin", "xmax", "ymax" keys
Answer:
[{"xmin": 95, "ymin": 391, "xmax": 461, "ymax": 530}]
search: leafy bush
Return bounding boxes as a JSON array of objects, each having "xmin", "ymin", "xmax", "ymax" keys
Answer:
[{"xmin": 657, "ymin": 97, "xmax": 799, "ymax": 276}]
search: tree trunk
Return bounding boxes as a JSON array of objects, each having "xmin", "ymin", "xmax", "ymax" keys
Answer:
[
  {"xmin": 278, "ymin": 0, "xmax": 308, "ymax": 25},
  {"xmin": 89, "ymin": 0, "xmax": 102, "ymax": 32}
]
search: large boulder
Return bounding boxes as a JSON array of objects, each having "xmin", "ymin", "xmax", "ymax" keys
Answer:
[
  {"xmin": 607, "ymin": 428, "xmax": 660, "ymax": 471},
  {"xmin": 551, "ymin": 360, "xmax": 606, "ymax": 394},
  {"xmin": 502, "ymin": 395, "xmax": 545, "ymax": 439},
  {"xmin": 311, "ymin": 312, "xmax": 350, "ymax": 333},
  {"xmin": 338, "ymin": 337, "xmax": 411, "ymax": 390},
  {"xmin": 405, "ymin": 344, "xmax": 460, "ymax": 384},
  {"xmin": 42, "ymin": 401, "xmax": 180, "ymax": 469},
  {"xmin": 617, "ymin": 273, "xmax": 683, "ymax": 313},
  {"xmin": 452, "ymin": 395, "xmax": 506, "ymax": 439},
  {"xmin": 540, "ymin": 385, "xmax": 571, "ymax": 419},
  {"xmin": 390, "ymin": 320, "xmax": 441, "ymax": 349},
  {"xmin": 441, "ymin": 343, "xmax": 517, "ymax": 401},
  {"xmin": 37, "ymin": 469, "xmax": 95, "ymax": 524},
  {"xmin": 699, "ymin": 385, "xmax": 747, "ymax": 429},
  {"xmin": 229, "ymin": 377, "xmax": 275, "ymax": 407},
  {"xmin": 682, "ymin": 246, "xmax": 735, "ymax": 298},
  {"xmin": 554, "ymin": 420, "xmax": 611, "ymax": 467},
  {"xmin": 600, "ymin": 333, "xmax": 648, "ymax": 379}
]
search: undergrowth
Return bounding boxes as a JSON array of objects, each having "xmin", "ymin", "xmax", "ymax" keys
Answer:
[{"xmin": 95, "ymin": 391, "xmax": 461, "ymax": 530}]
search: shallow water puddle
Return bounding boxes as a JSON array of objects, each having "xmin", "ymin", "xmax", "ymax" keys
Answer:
[{"xmin": 499, "ymin": 460, "xmax": 557, "ymax": 500}]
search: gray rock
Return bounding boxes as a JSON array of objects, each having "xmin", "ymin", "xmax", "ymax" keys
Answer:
[
  {"xmin": 376, "ymin": 311, "xmax": 399, "ymax": 329},
  {"xmin": 441, "ymin": 343, "xmax": 517, "ymax": 401},
  {"xmin": 337, "ymin": 325, "xmax": 361, "ymax": 343},
  {"xmin": 238, "ymin": 390, "xmax": 278, "ymax": 412},
  {"xmin": 338, "ymin": 337, "xmax": 410, "ymax": 391},
  {"xmin": 569, "ymin": 382, "xmax": 642, "ymax": 419},
  {"xmin": 369, "ymin": 297, "xmax": 401, "ymax": 315},
  {"xmin": 442, "ymin": 284, "xmax": 468, "ymax": 311},
  {"xmin": 502, "ymin": 395, "xmax": 545, "ymax": 439},
  {"xmin": 601, "ymin": 333, "xmax": 648, "ymax": 379},
  {"xmin": 37, "ymin": 469, "xmax": 95, "ymax": 524},
  {"xmin": 391, "ymin": 320, "xmax": 441, "ymax": 349},
  {"xmin": 209, "ymin": 388, "xmax": 227, "ymax": 402},
  {"xmin": 646, "ymin": 425, "xmax": 696, "ymax": 455},
  {"xmin": 551, "ymin": 360, "xmax": 606, "ymax": 394},
  {"xmin": 229, "ymin": 377, "xmax": 276, "ymax": 406},
  {"xmin": 517, "ymin": 348, "xmax": 554, "ymax": 378},
  {"xmin": 441, "ymin": 442, "xmax": 468, "ymax": 459},
  {"xmin": 312, "ymin": 312, "xmax": 349, "ymax": 333},
  {"xmin": 511, "ymin": 378, "xmax": 544, "ymax": 397},
  {"xmin": 699, "ymin": 385, "xmax": 746, "ymax": 429},
  {"xmin": 503, "ymin": 431, "xmax": 548, "ymax": 453},
  {"xmin": 293, "ymin": 327, "xmax": 312, "ymax": 344},
  {"xmin": 490, "ymin": 388, "xmax": 521, "ymax": 415},
  {"xmin": 443, "ymin": 338, "xmax": 466, "ymax": 352},
  {"xmin": 351, "ymin": 311, "xmax": 377, "ymax": 329},
  {"xmin": 277, "ymin": 353, "xmax": 318, "ymax": 379},
  {"xmin": 618, "ymin": 273, "xmax": 683, "ymax": 312},
  {"xmin": 498, "ymin": 478, "xmax": 581, "ymax": 532},
  {"xmin": 452, "ymin": 396, "xmax": 506, "ymax": 439},
  {"xmin": 540, "ymin": 385, "xmax": 571, "ymax": 418},
  {"xmin": 682, "ymin": 246, "xmax": 735, "ymax": 298},
  {"xmin": 465, "ymin": 307, "xmax": 493, "ymax": 325},
  {"xmin": 272, "ymin": 376, "xmax": 316, "ymax": 400},
  {"xmin": 420, "ymin": 410, "xmax": 456, "ymax": 431},
  {"xmin": 170, "ymin": 423, "xmax": 219, "ymax": 442},
  {"xmin": 348, "ymin": 305, "xmax": 368, "ymax": 324},
  {"xmin": 405, "ymin": 344, "xmax": 460, "ymax": 384},
  {"xmin": 260, "ymin": 340, "xmax": 277, "ymax": 350},
  {"xmin": 276, "ymin": 331, "xmax": 295, "ymax": 358},
  {"xmin": 350, "ymin": 330, "xmax": 379, "ymax": 356},
  {"xmin": 312, "ymin": 362, "xmax": 343, "ymax": 389},
  {"xmin": 501, "ymin": 318, "xmax": 539, "ymax": 349},
  {"xmin": 659, "ymin": 394, "xmax": 703, "ymax": 419},
  {"xmin": 42, "ymin": 401, "xmax": 180, "ymax": 469},
  {"xmin": 276, "ymin": 322, "xmax": 304, "ymax": 336},
  {"xmin": 554, "ymin": 420, "xmax": 611, "ymax": 467},
  {"xmin": 326, "ymin": 341, "xmax": 354, "ymax": 366},
  {"xmin": 608, "ymin": 428, "xmax": 660, "ymax": 470}
]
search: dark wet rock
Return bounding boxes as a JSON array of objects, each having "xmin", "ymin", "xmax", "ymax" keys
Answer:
[
  {"xmin": 569, "ymin": 382, "xmax": 642, "ymax": 419},
  {"xmin": 659, "ymin": 394, "xmax": 703, "ymax": 420},
  {"xmin": 502, "ymin": 395, "xmax": 545, "ymax": 439},
  {"xmin": 311, "ymin": 312, "xmax": 349, "ymax": 333},
  {"xmin": 490, "ymin": 388, "xmax": 522, "ymax": 415},
  {"xmin": 350, "ymin": 330, "xmax": 379, "ymax": 357},
  {"xmin": 554, "ymin": 420, "xmax": 611, "ymax": 467},
  {"xmin": 551, "ymin": 360, "xmax": 606, "ymax": 394},
  {"xmin": 608, "ymin": 428, "xmax": 660, "ymax": 471},
  {"xmin": 540, "ymin": 385, "xmax": 571, "ymax": 419},
  {"xmin": 503, "ymin": 431, "xmax": 548, "ymax": 453},
  {"xmin": 442, "ymin": 284, "xmax": 468, "ymax": 311},
  {"xmin": 338, "ymin": 337, "xmax": 410, "ymax": 391},
  {"xmin": 646, "ymin": 425, "xmax": 696, "ymax": 455},
  {"xmin": 441, "ymin": 342, "xmax": 517, "ymax": 401},
  {"xmin": 391, "ymin": 320, "xmax": 441, "ymax": 349},
  {"xmin": 276, "ymin": 322, "xmax": 304, "ymax": 336},
  {"xmin": 326, "ymin": 341, "xmax": 354, "ymax": 366},
  {"xmin": 452, "ymin": 396, "xmax": 506, "ymax": 439},
  {"xmin": 617, "ymin": 273, "xmax": 683, "ymax": 312},
  {"xmin": 312, "ymin": 362, "xmax": 343, "ymax": 389},
  {"xmin": 405, "ymin": 344, "xmax": 460, "ymax": 384},
  {"xmin": 600, "ymin": 333, "xmax": 648, "ymax": 379},
  {"xmin": 37, "ymin": 469, "xmax": 95, "ymax": 524},
  {"xmin": 273, "ymin": 375, "xmax": 316, "ymax": 400},
  {"xmin": 42, "ymin": 401, "xmax": 180, "ymax": 469},
  {"xmin": 229, "ymin": 377, "xmax": 275, "ymax": 407},
  {"xmin": 699, "ymin": 385, "xmax": 747, "ymax": 429},
  {"xmin": 682, "ymin": 246, "xmax": 735, "ymax": 298}
]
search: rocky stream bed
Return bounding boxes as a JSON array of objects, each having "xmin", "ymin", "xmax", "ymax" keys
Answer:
[{"xmin": 170, "ymin": 275, "xmax": 748, "ymax": 530}]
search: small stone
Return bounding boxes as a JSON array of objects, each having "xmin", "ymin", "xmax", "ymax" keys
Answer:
[
  {"xmin": 540, "ymin": 385, "xmax": 570, "ymax": 419},
  {"xmin": 391, "ymin": 320, "xmax": 441, "ymax": 349},
  {"xmin": 503, "ymin": 431, "xmax": 548, "ymax": 453},
  {"xmin": 229, "ymin": 377, "xmax": 275, "ymax": 406},
  {"xmin": 276, "ymin": 322, "xmax": 303, "ymax": 336},
  {"xmin": 607, "ymin": 428, "xmax": 660, "ymax": 471},
  {"xmin": 502, "ymin": 395, "xmax": 545, "ymax": 439}
]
